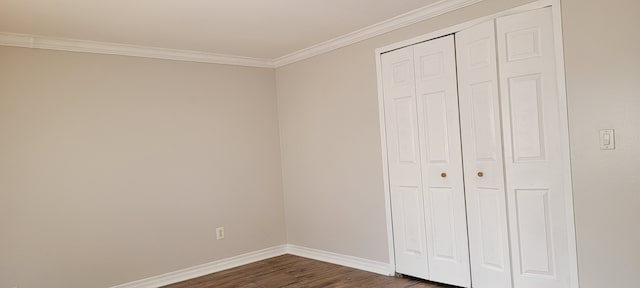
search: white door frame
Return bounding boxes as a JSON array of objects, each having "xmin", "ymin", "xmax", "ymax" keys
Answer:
[{"xmin": 374, "ymin": 0, "xmax": 579, "ymax": 287}]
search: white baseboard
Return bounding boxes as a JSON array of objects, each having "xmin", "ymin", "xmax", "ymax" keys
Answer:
[
  {"xmin": 111, "ymin": 245, "xmax": 288, "ymax": 288},
  {"xmin": 111, "ymin": 244, "xmax": 395, "ymax": 288},
  {"xmin": 285, "ymin": 244, "xmax": 394, "ymax": 276}
]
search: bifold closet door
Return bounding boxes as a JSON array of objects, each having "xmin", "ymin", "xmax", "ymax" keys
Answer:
[
  {"xmin": 381, "ymin": 45, "xmax": 430, "ymax": 280},
  {"xmin": 497, "ymin": 7, "xmax": 578, "ymax": 288},
  {"xmin": 456, "ymin": 20, "xmax": 513, "ymax": 288},
  {"xmin": 381, "ymin": 35, "xmax": 471, "ymax": 287},
  {"xmin": 382, "ymin": 6, "xmax": 578, "ymax": 288},
  {"xmin": 413, "ymin": 36, "xmax": 470, "ymax": 288}
]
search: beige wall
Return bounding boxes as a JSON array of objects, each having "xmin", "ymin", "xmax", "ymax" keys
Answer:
[
  {"xmin": 562, "ymin": 0, "xmax": 640, "ymax": 287},
  {"xmin": 277, "ymin": 0, "xmax": 639, "ymax": 287},
  {"xmin": 277, "ymin": 0, "xmax": 534, "ymax": 264},
  {"xmin": 0, "ymin": 47, "xmax": 286, "ymax": 288}
]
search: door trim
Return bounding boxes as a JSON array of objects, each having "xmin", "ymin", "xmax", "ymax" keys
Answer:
[{"xmin": 375, "ymin": 1, "xmax": 579, "ymax": 287}]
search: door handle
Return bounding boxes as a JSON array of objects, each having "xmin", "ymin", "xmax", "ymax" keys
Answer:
[{"xmin": 477, "ymin": 171, "xmax": 484, "ymax": 177}]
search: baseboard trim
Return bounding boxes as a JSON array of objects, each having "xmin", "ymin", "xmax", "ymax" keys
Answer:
[
  {"xmin": 111, "ymin": 244, "xmax": 395, "ymax": 287},
  {"xmin": 285, "ymin": 245, "xmax": 394, "ymax": 276},
  {"xmin": 110, "ymin": 245, "xmax": 288, "ymax": 288}
]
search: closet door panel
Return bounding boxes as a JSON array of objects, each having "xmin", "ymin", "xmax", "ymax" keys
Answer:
[
  {"xmin": 381, "ymin": 47, "xmax": 430, "ymax": 279},
  {"xmin": 456, "ymin": 20, "xmax": 512, "ymax": 288},
  {"xmin": 497, "ymin": 7, "xmax": 577, "ymax": 288},
  {"xmin": 414, "ymin": 35, "xmax": 471, "ymax": 288},
  {"xmin": 382, "ymin": 49, "xmax": 421, "ymax": 186}
]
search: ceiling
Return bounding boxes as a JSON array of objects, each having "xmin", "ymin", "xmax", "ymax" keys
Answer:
[{"xmin": 0, "ymin": 0, "xmax": 442, "ymax": 60}]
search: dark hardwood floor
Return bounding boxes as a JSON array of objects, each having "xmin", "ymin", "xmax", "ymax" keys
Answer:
[{"xmin": 163, "ymin": 254, "xmax": 457, "ymax": 288}]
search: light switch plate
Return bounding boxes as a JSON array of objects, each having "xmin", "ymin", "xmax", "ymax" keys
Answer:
[{"xmin": 599, "ymin": 129, "xmax": 615, "ymax": 150}]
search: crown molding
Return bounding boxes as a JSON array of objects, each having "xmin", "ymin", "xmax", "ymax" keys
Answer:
[
  {"xmin": 0, "ymin": 0, "xmax": 483, "ymax": 68},
  {"xmin": 272, "ymin": 0, "xmax": 484, "ymax": 67},
  {"xmin": 0, "ymin": 32, "xmax": 275, "ymax": 68}
]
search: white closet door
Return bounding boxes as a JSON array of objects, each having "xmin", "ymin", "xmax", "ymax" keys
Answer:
[
  {"xmin": 456, "ymin": 20, "xmax": 513, "ymax": 288},
  {"xmin": 497, "ymin": 7, "xmax": 578, "ymax": 288},
  {"xmin": 414, "ymin": 35, "xmax": 471, "ymax": 288},
  {"xmin": 381, "ymin": 46, "xmax": 430, "ymax": 279}
]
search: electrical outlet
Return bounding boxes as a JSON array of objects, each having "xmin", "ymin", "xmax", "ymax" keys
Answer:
[{"xmin": 216, "ymin": 227, "xmax": 225, "ymax": 240}]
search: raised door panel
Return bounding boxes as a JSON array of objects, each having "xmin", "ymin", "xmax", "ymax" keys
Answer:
[
  {"xmin": 394, "ymin": 97, "xmax": 419, "ymax": 163},
  {"xmin": 470, "ymin": 82, "xmax": 499, "ymax": 162},
  {"xmin": 390, "ymin": 186, "xmax": 430, "ymax": 278},
  {"xmin": 514, "ymin": 189, "xmax": 555, "ymax": 277},
  {"xmin": 497, "ymin": 7, "xmax": 578, "ymax": 288},
  {"xmin": 414, "ymin": 35, "xmax": 471, "ymax": 288},
  {"xmin": 422, "ymin": 91, "xmax": 451, "ymax": 164},
  {"xmin": 381, "ymin": 47, "xmax": 430, "ymax": 279},
  {"xmin": 508, "ymin": 74, "xmax": 546, "ymax": 161},
  {"xmin": 429, "ymin": 187, "xmax": 456, "ymax": 260},
  {"xmin": 456, "ymin": 20, "xmax": 512, "ymax": 288}
]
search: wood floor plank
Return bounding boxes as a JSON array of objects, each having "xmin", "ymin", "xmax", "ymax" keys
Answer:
[{"xmin": 162, "ymin": 254, "xmax": 458, "ymax": 288}]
